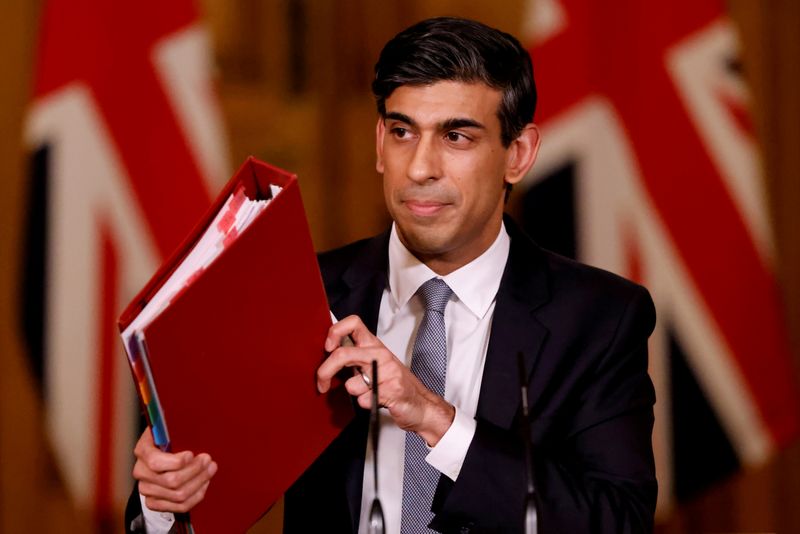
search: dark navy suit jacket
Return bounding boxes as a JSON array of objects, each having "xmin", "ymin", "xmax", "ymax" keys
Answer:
[
  {"xmin": 126, "ymin": 217, "xmax": 657, "ymax": 533},
  {"xmin": 284, "ymin": 218, "xmax": 657, "ymax": 533}
]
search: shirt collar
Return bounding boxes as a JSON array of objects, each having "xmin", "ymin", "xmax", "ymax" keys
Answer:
[{"xmin": 387, "ymin": 222, "xmax": 510, "ymax": 319}]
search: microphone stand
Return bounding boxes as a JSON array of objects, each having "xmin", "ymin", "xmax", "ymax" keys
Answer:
[
  {"xmin": 518, "ymin": 352, "xmax": 538, "ymax": 534},
  {"xmin": 367, "ymin": 359, "xmax": 386, "ymax": 534}
]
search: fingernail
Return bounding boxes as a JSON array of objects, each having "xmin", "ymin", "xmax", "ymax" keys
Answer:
[
  {"xmin": 208, "ymin": 462, "xmax": 218, "ymax": 476},
  {"xmin": 202, "ymin": 456, "xmax": 211, "ymax": 468}
]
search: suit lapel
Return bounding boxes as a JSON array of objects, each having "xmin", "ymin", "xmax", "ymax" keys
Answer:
[
  {"xmin": 327, "ymin": 232, "xmax": 389, "ymax": 331},
  {"xmin": 477, "ymin": 219, "xmax": 551, "ymax": 430}
]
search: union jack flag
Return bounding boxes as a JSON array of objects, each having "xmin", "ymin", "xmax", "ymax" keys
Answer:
[
  {"xmin": 519, "ymin": 0, "xmax": 800, "ymax": 515},
  {"xmin": 22, "ymin": 0, "xmax": 227, "ymax": 529}
]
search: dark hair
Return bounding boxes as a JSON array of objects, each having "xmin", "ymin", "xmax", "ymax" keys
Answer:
[{"xmin": 372, "ymin": 17, "xmax": 537, "ymax": 147}]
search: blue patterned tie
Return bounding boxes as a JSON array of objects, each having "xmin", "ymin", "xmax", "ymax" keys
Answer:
[{"xmin": 401, "ymin": 278, "xmax": 453, "ymax": 534}]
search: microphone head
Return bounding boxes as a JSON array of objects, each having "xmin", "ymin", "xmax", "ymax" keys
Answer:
[{"xmin": 368, "ymin": 498, "xmax": 386, "ymax": 534}]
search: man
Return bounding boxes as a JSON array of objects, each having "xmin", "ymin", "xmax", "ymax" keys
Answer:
[{"xmin": 128, "ymin": 17, "xmax": 657, "ymax": 533}]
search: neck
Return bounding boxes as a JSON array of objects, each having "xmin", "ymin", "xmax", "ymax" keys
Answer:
[{"xmin": 406, "ymin": 219, "xmax": 504, "ymax": 276}]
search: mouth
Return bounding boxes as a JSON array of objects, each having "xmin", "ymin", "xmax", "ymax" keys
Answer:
[{"xmin": 403, "ymin": 200, "xmax": 451, "ymax": 217}]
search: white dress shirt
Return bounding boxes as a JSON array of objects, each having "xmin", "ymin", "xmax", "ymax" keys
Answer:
[
  {"xmin": 141, "ymin": 222, "xmax": 510, "ymax": 534},
  {"xmin": 357, "ymin": 223, "xmax": 509, "ymax": 534},
  {"xmin": 139, "ymin": 493, "xmax": 174, "ymax": 532}
]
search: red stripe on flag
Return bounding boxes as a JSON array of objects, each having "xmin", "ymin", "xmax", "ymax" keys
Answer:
[
  {"xmin": 717, "ymin": 89, "xmax": 755, "ymax": 137},
  {"xmin": 95, "ymin": 223, "xmax": 119, "ymax": 532}
]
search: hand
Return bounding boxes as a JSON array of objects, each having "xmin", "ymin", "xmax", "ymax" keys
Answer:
[
  {"xmin": 316, "ymin": 315, "xmax": 455, "ymax": 446},
  {"xmin": 132, "ymin": 429, "xmax": 218, "ymax": 513}
]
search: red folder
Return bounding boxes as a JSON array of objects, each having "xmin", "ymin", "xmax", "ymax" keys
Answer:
[{"xmin": 118, "ymin": 157, "xmax": 352, "ymax": 533}]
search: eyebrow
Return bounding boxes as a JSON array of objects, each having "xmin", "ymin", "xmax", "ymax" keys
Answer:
[
  {"xmin": 440, "ymin": 118, "xmax": 485, "ymax": 131},
  {"xmin": 384, "ymin": 112, "xmax": 486, "ymax": 132}
]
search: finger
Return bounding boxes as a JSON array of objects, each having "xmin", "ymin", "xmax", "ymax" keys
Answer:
[
  {"xmin": 352, "ymin": 367, "xmax": 372, "ymax": 389},
  {"xmin": 153, "ymin": 453, "xmax": 212, "ymax": 490},
  {"xmin": 146, "ymin": 448, "xmax": 195, "ymax": 473},
  {"xmin": 132, "ymin": 457, "xmax": 157, "ymax": 483},
  {"xmin": 139, "ymin": 457, "xmax": 217, "ymax": 502},
  {"xmin": 134, "ymin": 430, "xmax": 195, "ymax": 473},
  {"xmin": 133, "ymin": 428, "xmax": 157, "ymax": 459},
  {"xmin": 139, "ymin": 468, "xmax": 212, "ymax": 507},
  {"xmin": 344, "ymin": 373, "xmax": 371, "ymax": 398},
  {"xmin": 136, "ymin": 428, "xmax": 153, "ymax": 448},
  {"xmin": 317, "ymin": 346, "xmax": 381, "ymax": 393},
  {"xmin": 133, "ymin": 452, "xmax": 209, "ymax": 488},
  {"xmin": 356, "ymin": 390, "xmax": 372, "ymax": 410},
  {"xmin": 324, "ymin": 315, "xmax": 380, "ymax": 351},
  {"xmin": 144, "ymin": 480, "xmax": 211, "ymax": 514}
]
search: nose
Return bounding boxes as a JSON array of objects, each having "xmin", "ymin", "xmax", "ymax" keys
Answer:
[{"xmin": 407, "ymin": 134, "xmax": 442, "ymax": 183}]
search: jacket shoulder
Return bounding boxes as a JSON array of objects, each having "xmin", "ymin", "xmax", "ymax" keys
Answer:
[
  {"xmin": 318, "ymin": 235, "xmax": 373, "ymax": 272},
  {"xmin": 504, "ymin": 218, "xmax": 654, "ymax": 336},
  {"xmin": 538, "ymin": 247, "xmax": 656, "ymax": 339},
  {"xmin": 316, "ymin": 231, "xmax": 389, "ymax": 294},
  {"xmin": 544, "ymin": 248, "xmax": 651, "ymax": 300}
]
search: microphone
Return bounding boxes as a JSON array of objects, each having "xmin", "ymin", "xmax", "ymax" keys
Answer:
[
  {"xmin": 517, "ymin": 351, "xmax": 538, "ymax": 534},
  {"xmin": 367, "ymin": 359, "xmax": 386, "ymax": 534}
]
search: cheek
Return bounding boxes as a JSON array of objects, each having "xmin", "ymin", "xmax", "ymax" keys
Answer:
[
  {"xmin": 382, "ymin": 172, "xmax": 402, "ymax": 217},
  {"xmin": 382, "ymin": 179, "xmax": 393, "ymax": 209},
  {"xmin": 382, "ymin": 151, "xmax": 414, "ymax": 197},
  {"xmin": 380, "ymin": 152, "xmax": 402, "ymax": 186},
  {"xmin": 454, "ymin": 158, "xmax": 506, "ymax": 206}
]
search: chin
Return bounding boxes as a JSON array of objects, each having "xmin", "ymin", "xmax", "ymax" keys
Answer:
[{"xmin": 397, "ymin": 225, "xmax": 454, "ymax": 257}]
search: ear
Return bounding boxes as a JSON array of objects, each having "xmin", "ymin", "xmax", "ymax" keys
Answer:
[
  {"xmin": 375, "ymin": 116, "xmax": 386, "ymax": 174},
  {"xmin": 504, "ymin": 123, "xmax": 541, "ymax": 186}
]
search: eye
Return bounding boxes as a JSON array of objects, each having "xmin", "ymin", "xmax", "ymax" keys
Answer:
[
  {"xmin": 445, "ymin": 131, "xmax": 469, "ymax": 143},
  {"xmin": 390, "ymin": 127, "xmax": 409, "ymax": 138}
]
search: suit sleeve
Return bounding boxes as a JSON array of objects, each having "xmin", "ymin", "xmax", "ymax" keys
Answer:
[
  {"xmin": 431, "ymin": 286, "xmax": 657, "ymax": 534},
  {"xmin": 125, "ymin": 482, "xmax": 146, "ymax": 533}
]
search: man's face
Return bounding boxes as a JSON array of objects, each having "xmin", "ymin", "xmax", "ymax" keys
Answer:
[{"xmin": 377, "ymin": 81, "xmax": 529, "ymax": 273}]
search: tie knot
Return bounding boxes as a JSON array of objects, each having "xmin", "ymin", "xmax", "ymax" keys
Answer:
[{"xmin": 417, "ymin": 278, "xmax": 452, "ymax": 314}]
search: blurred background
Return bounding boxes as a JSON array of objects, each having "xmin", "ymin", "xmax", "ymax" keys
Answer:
[{"xmin": 1, "ymin": 0, "xmax": 799, "ymax": 532}]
